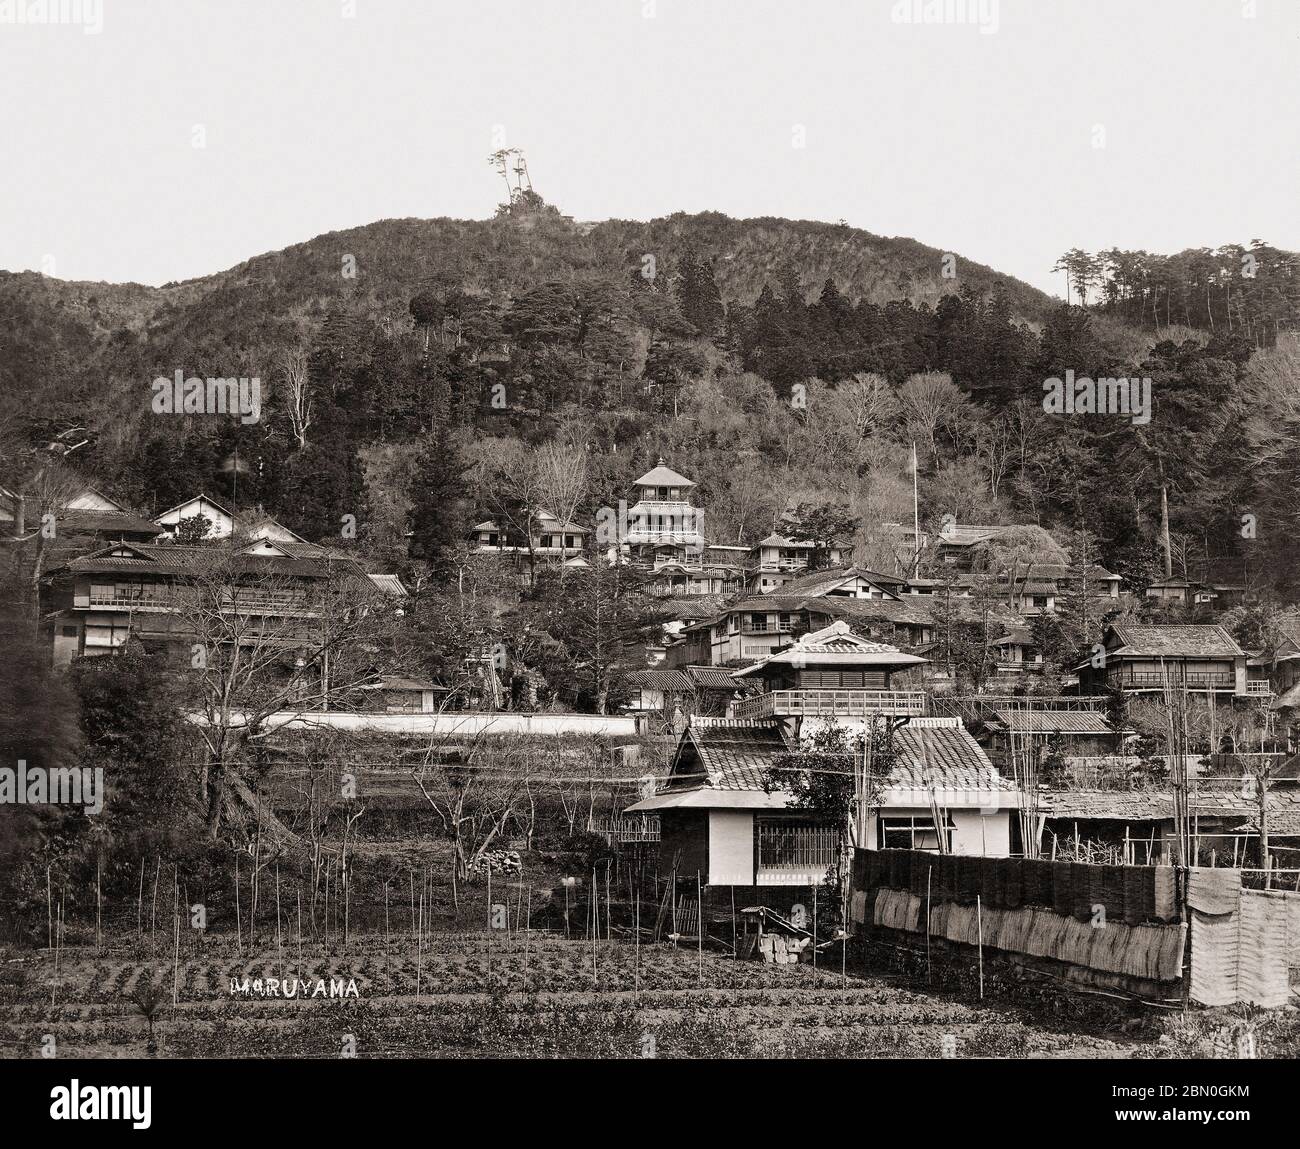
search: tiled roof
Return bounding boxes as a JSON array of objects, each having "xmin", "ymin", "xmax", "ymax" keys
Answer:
[
  {"xmin": 889, "ymin": 718, "xmax": 1016, "ymax": 792},
  {"xmin": 669, "ymin": 720, "xmax": 792, "ymax": 790},
  {"xmin": 60, "ymin": 510, "xmax": 164, "ymax": 536},
  {"xmin": 732, "ymin": 620, "xmax": 928, "ymax": 676},
  {"xmin": 1008, "ymin": 563, "xmax": 1119, "ymax": 581},
  {"xmin": 990, "ymin": 709, "xmax": 1115, "ymax": 735},
  {"xmin": 755, "ymin": 533, "xmax": 815, "ymax": 549},
  {"xmin": 1016, "ymin": 580, "xmax": 1058, "ymax": 594},
  {"xmin": 655, "ymin": 595, "xmax": 733, "ymax": 620},
  {"xmin": 633, "ymin": 459, "xmax": 694, "ymax": 488},
  {"xmin": 1042, "ymin": 790, "xmax": 1177, "ymax": 820},
  {"xmin": 1108, "ymin": 624, "xmax": 1244, "ymax": 659},
  {"xmin": 1041, "ymin": 785, "xmax": 1300, "ymax": 825},
  {"xmin": 58, "ymin": 542, "xmax": 367, "ymax": 580},
  {"xmin": 367, "ymin": 573, "xmax": 408, "ymax": 597},
  {"xmin": 686, "ymin": 665, "xmax": 743, "ymax": 691},
  {"xmin": 656, "ymin": 716, "xmax": 1015, "ymax": 805},
  {"xmin": 626, "ymin": 667, "xmax": 695, "ymax": 693},
  {"xmin": 937, "ymin": 524, "xmax": 1011, "ymax": 547}
]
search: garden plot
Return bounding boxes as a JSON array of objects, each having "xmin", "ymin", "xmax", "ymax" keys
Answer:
[{"xmin": 0, "ymin": 931, "xmax": 1147, "ymax": 1059}]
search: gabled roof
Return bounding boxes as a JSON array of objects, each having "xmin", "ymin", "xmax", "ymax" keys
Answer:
[
  {"xmin": 1106, "ymin": 624, "xmax": 1244, "ymax": 659},
  {"xmin": 154, "ymin": 492, "xmax": 235, "ymax": 521},
  {"xmin": 633, "ymin": 457, "xmax": 694, "ymax": 488},
  {"xmin": 755, "ymin": 533, "xmax": 815, "ymax": 549},
  {"xmin": 627, "ymin": 715, "xmax": 1017, "ymax": 812},
  {"xmin": 763, "ymin": 565, "xmax": 900, "ymax": 598},
  {"xmin": 652, "ymin": 718, "xmax": 794, "ymax": 796},
  {"xmin": 731, "ymin": 620, "xmax": 928, "ymax": 677}
]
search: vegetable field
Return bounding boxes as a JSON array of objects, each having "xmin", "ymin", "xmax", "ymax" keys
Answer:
[{"xmin": 0, "ymin": 929, "xmax": 1154, "ymax": 1059}]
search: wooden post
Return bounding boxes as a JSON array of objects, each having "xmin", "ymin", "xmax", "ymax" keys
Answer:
[
  {"xmin": 634, "ymin": 888, "xmax": 640, "ymax": 995},
  {"xmin": 976, "ymin": 893, "xmax": 984, "ymax": 1000},
  {"xmin": 416, "ymin": 889, "xmax": 423, "ymax": 997},
  {"xmin": 95, "ymin": 860, "xmax": 102, "ymax": 950},
  {"xmin": 137, "ymin": 857, "xmax": 145, "ymax": 937},
  {"xmin": 46, "ymin": 865, "xmax": 52, "ymax": 951},
  {"xmin": 731, "ymin": 886, "xmax": 737, "ymax": 956}
]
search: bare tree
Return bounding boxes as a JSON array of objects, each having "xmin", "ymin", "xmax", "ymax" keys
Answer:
[
  {"xmin": 411, "ymin": 731, "xmax": 536, "ymax": 881},
  {"xmin": 280, "ymin": 347, "xmax": 314, "ymax": 451},
  {"xmin": 175, "ymin": 550, "xmax": 402, "ymax": 838}
]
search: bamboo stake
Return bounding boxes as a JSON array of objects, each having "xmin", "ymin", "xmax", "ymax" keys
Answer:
[
  {"xmin": 52, "ymin": 894, "xmax": 62, "ymax": 1006},
  {"xmin": 137, "ymin": 857, "xmax": 145, "ymax": 937},
  {"xmin": 171, "ymin": 899, "xmax": 180, "ymax": 1019},
  {"xmin": 590, "ymin": 867, "xmax": 599, "ymax": 985},
  {"xmin": 926, "ymin": 865, "xmax": 933, "ymax": 985},
  {"xmin": 813, "ymin": 884, "xmax": 818, "ymax": 989},
  {"xmin": 276, "ymin": 862, "xmax": 283, "ymax": 980},
  {"xmin": 976, "ymin": 893, "xmax": 984, "ymax": 999},
  {"xmin": 95, "ymin": 860, "xmax": 102, "ymax": 950},
  {"xmin": 416, "ymin": 890, "xmax": 423, "ymax": 997},
  {"xmin": 696, "ymin": 871, "xmax": 703, "ymax": 987},
  {"xmin": 297, "ymin": 889, "xmax": 303, "ymax": 972},
  {"xmin": 524, "ymin": 886, "xmax": 532, "ymax": 992},
  {"xmin": 234, "ymin": 852, "xmax": 242, "ymax": 955},
  {"xmin": 46, "ymin": 864, "xmax": 52, "ymax": 951},
  {"xmin": 151, "ymin": 856, "xmax": 160, "ymax": 946}
]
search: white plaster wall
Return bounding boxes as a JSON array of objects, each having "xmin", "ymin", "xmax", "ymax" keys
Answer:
[{"xmin": 709, "ymin": 811, "xmax": 755, "ymax": 885}]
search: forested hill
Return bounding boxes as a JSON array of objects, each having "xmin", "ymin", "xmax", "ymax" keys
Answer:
[
  {"xmin": 3, "ymin": 198, "xmax": 1299, "ymax": 602},
  {"xmin": 0, "ymin": 210, "xmax": 1053, "ymax": 391}
]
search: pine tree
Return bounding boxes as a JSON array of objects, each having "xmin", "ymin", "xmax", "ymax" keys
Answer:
[{"xmin": 408, "ymin": 423, "xmax": 468, "ymax": 582}]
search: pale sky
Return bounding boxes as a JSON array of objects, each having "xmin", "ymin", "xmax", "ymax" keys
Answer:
[{"xmin": 1, "ymin": 0, "xmax": 1296, "ymax": 296}]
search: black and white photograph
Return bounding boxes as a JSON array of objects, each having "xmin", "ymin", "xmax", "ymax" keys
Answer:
[{"xmin": 1, "ymin": 0, "xmax": 1297, "ymax": 1122}]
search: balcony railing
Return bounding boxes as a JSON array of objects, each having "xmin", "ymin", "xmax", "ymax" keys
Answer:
[
  {"xmin": 84, "ymin": 590, "xmax": 316, "ymax": 617},
  {"xmin": 733, "ymin": 689, "xmax": 927, "ymax": 720},
  {"xmin": 1110, "ymin": 671, "xmax": 1236, "ymax": 691}
]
